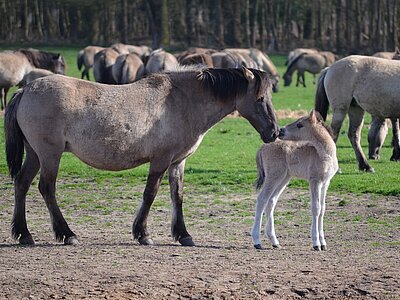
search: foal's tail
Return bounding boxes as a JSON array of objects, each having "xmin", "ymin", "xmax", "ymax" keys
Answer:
[
  {"xmin": 314, "ymin": 67, "xmax": 330, "ymax": 121},
  {"xmin": 255, "ymin": 150, "xmax": 265, "ymax": 190},
  {"xmin": 4, "ymin": 89, "xmax": 25, "ymax": 179}
]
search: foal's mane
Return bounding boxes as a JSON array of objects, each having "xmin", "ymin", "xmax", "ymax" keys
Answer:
[
  {"xmin": 197, "ymin": 68, "xmax": 269, "ymax": 100},
  {"xmin": 18, "ymin": 49, "xmax": 61, "ymax": 68}
]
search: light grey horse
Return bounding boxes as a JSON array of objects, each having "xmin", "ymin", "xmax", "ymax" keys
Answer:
[
  {"xmin": 77, "ymin": 46, "xmax": 105, "ymax": 80},
  {"xmin": 112, "ymin": 53, "xmax": 145, "ymax": 84},
  {"xmin": 145, "ymin": 49, "xmax": 179, "ymax": 74},
  {"xmin": 17, "ymin": 68, "xmax": 54, "ymax": 87},
  {"xmin": 315, "ymin": 55, "xmax": 400, "ymax": 172},
  {"xmin": 5, "ymin": 67, "xmax": 279, "ymax": 246}
]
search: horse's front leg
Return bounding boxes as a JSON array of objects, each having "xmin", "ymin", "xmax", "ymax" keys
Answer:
[
  {"xmin": 169, "ymin": 160, "xmax": 194, "ymax": 246},
  {"xmin": 133, "ymin": 164, "xmax": 167, "ymax": 245},
  {"xmin": 251, "ymin": 188, "xmax": 268, "ymax": 249},
  {"xmin": 309, "ymin": 180, "xmax": 322, "ymax": 251},
  {"xmin": 318, "ymin": 181, "xmax": 331, "ymax": 251},
  {"xmin": 390, "ymin": 118, "xmax": 400, "ymax": 161},
  {"xmin": 348, "ymin": 105, "xmax": 373, "ymax": 172}
]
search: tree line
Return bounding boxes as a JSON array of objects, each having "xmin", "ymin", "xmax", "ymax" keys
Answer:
[{"xmin": 0, "ymin": 0, "xmax": 398, "ymax": 54}]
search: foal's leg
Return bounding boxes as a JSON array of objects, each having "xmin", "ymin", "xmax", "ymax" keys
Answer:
[
  {"xmin": 132, "ymin": 162, "xmax": 167, "ymax": 245},
  {"xmin": 309, "ymin": 180, "xmax": 323, "ymax": 251},
  {"xmin": 264, "ymin": 176, "xmax": 290, "ymax": 248},
  {"xmin": 251, "ymin": 188, "xmax": 270, "ymax": 249},
  {"xmin": 169, "ymin": 159, "xmax": 194, "ymax": 246},
  {"xmin": 348, "ymin": 105, "xmax": 373, "ymax": 172},
  {"xmin": 12, "ymin": 144, "xmax": 40, "ymax": 245},
  {"xmin": 39, "ymin": 152, "xmax": 78, "ymax": 245},
  {"xmin": 318, "ymin": 180, "xmax": 331, "ymax": 251},
  {"xmin": 390, "ymin": 118, "xmax": 400, "ymax": 161}
]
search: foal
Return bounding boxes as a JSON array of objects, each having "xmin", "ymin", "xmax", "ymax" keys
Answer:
[{"xmin": 251, "ymin": 110, "xmax": 338, "ymax": 251}]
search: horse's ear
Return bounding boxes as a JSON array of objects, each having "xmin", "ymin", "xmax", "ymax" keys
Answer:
[
  {"xmin": 309, "ymin": 109, "xmax": 318, "ymax": 124},
  {"xmin": 242, "ymin": 66, "xmax": 254, "ymax": 81}
]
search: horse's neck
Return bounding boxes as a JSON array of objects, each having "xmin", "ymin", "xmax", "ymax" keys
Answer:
[{"xmin": 308, "ymin": 129, "xmax": 336, "ymax": 159}]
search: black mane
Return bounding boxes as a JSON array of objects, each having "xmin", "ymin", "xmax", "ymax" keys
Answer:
[
  {"xmin": 197, "ymin": 68, "xmax": 270, "ymax": 100},
  {"xmin": 18, "ymin": 48, "xmax": 61, "ymax": 69}
]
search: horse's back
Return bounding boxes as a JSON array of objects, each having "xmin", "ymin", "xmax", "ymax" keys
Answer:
[{"xmin": 0, "ymin": 51, "xmax": 32, "ymax": 86}]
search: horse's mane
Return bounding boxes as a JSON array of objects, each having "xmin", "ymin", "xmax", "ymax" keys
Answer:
[
  {"xmin": 197, "ymin": 68, "xmax": 269, "ymax": 101},
  {"xmin": 18, "ymin": 49, "xmax": 61, "ymax": 68}
]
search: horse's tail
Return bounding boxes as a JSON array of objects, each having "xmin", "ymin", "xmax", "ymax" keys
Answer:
[
  {"xmin": 255, "ymin": 149, "xmax": 265, "ymax": 190},
  {"xmin": 77, "ymin": 49, "xmax": 84, "ymax": 71},
  {"xmin": 5, "ymin": 89, "xmax": 25, "ymax": 179},
  {"xmin": 315, "ymin": 67, "xmax": 330, "ymax": 121}
]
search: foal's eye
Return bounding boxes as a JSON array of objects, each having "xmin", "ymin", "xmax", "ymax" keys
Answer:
[{"xmin": 297, "ymin": 123, "xmax": 303, "ymax": 128}]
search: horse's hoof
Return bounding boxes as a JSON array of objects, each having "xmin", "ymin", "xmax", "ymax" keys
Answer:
[
  {"xmin": 138, "ymin": 237, "xmax": 154, "ymax": 246},
  {"xmin": 254, "ymin": 244, "xmax": 263, "ymax": 250},
  {"xmin": 19, "ymin": 235, "xmax": 35, "ymax": 246},
  {"xmin": 321, "ymin": 245, "xmax": 327, "ymax": 251},
  {"xmin": 390, "ymin": 156, "xmax": 400, "ymax": 162},
  {"xmin": 179, "ymin": 236, "xmax": 195, "ymax": 247},
  {"xmin": 313, "ymin": 246, "xmax": 321, "ymax": 251},
  {"xmin": 272, "ymin": 244, "xmax": 281, "ymax": 249},
  {"xmin": 64, "ymin": 236, "xmax": 79, "ymax": 245},
  {"xmin": 336, "ymin": 168, "xmax": 342, "ymax": 175}
]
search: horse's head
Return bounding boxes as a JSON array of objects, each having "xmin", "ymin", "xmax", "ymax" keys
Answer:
[
  {"xmin": 236, "ymin": 67, "xmax": 279, "ymax": 143},
  {"xmin": 271, "ymin": 74, "xmax": 280, "ymax": 93},
  {"xmin": 279, "ymin": 109, "xmax": 333, "ymax": 141},
  {"xmin": 282, "ymin": 72, "xmax": 292, "ymax": 86},
  {"xmin": 50, "ymin": 54, "xmax": 66, "ymax": 75}
]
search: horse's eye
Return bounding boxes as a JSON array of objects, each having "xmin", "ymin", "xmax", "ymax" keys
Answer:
[{"xmin": 297, "ymin": 123, "xmax": 303, "ymax": 128}]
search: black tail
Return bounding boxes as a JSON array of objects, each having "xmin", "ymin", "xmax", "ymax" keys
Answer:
[
  {"xmin": 315, "ymin": 68, "xmax": 330, "ymax": 121},
  {"xmin": 5, "ymin": 89, "xmax": 25, "ymax": 179},
  {"xmin": 77, "ymin": 50, "xmax": 84, "ymax": 71},
  {"xmin": 255, "ymin": 150, "xmax": 265, "ymax": 190}
]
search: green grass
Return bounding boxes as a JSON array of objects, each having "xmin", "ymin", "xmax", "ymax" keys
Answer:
[{"xmin": 1, "ymin": 47, "xmax": 400, "ymax": 196}]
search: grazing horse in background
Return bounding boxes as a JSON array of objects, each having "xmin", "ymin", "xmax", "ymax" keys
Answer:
[
  {"xmin": 93, "ymin": 48, "xmax": 119, "ymax": 84},
  {"xmin": 315, "ymin": 56, "xmax": 400, "ymax": 172},
  {"xmin": 0, "ymin": 49, "xmax": 66, "ymax": 110},
  {"xmin": 285, "ymin": 48, "xmax": 319, "ymax": 66},
  {"xmin": 225, "ymin": 48, "xmax": 280, "ymax": 93},
  {"xmin": 18, "ymin": 68, "xmax": 54, "ymax": 87},
  {"xmin": 283, "ymin": 52, "xmax": 326, "ymax": 87},
  {"xmin": 176, "ymin": 47, "xmax": 217, "ymax": 62},
  {"xmin": 77, "ymin": 46, "xmax": 105, "ymax": 80},
  {"xmin": 252, "ymin": 110, "xmax": 337, "ymax": 251},
  {"xmin": 145, "ymin": 49, "xmax": 179, "ymax": 74},
  {"xmin": 112, "ymin": 53, "xmax": 145, "ymax": 84},
  {"xmin": 111, "ymin": 43, "xmax": 152, "ymax": 59},
  {"xmin": 5, "ymin": 67, "xmax": 279, "ymax": 246},
  {"xmin": 179, "ymin": 53, "xmax": 214, "ymax": 67},
  {"xmin": 372, "ymin": 48, "xmax": 399, "ymax": 59}
]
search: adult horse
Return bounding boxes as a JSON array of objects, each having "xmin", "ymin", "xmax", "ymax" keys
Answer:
[
  {"xmin": 112, "ymin": 53, "xmax": 145, "ymax": 84},
  {"xmin": 225, "ymin": 48, "xmax": 280, "ymax": 93},
  {"xmin": 283, "ymin": 52, "xmax": 326, "ymax": 87},
  {"xmin": 315, "ymin": 55, "xmax": 400, "ymax": 172},
  {"xmin": 77, "ymin": 46, "xmax": 105, "ymax": 80},
  {"xmin": 5, "ymin": 67, "xmax": 279, "ymax": 246},
  {"xmin": 93, "ymin": 48, "xmax": 119, "ymax": 84},
  {"xmin": 145, "ymin": 49, "xmax": 179, "ymax": 74},
  {"xmin": 0, "ymin": 49, "xmax": 66, "ymax": 110}
]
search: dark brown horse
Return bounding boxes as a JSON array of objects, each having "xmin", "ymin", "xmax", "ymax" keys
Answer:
[
  {"xmin": 0, "ymin": 48, "xmax": 66, "ymax": 110},
  {"xmin": 5, "ymin": 67, "xmax": 279, "ymax": 246}
]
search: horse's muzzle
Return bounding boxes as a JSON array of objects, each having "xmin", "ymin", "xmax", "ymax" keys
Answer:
[
  {"xmin": 261, "ymin": 129, "xmax": 279, "ymax": 143},
  {"xmin": 278, "ymin": 127, "xmax": 286, "ymax": 138}
]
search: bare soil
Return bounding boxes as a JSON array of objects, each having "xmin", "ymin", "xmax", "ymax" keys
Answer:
[{"xmin": 0, "ymin": 175, "xmax": 399, "ymax": 299}]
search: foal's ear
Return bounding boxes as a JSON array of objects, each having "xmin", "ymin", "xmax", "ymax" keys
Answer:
[
  {"xmin": 242, "ymin": 66, "xmax": 255, "ymax": 81},
  {"xmin": 309, "ymin": 109, "xmax": 318, "ymax": 124}
]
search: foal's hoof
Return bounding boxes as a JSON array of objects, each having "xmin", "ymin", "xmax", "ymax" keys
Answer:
[
  {"xmin": 19, "ymin": 235, "xmax": 35, "ymax": 246},
  {"xmin": 254, "ymin": 244, "xmax": 263, "ymax": 250},
  {"xmin": 138, "ymin": 237, "xmax": 154, "ymax": 246},
  {"xmin": 321, "ymin": 245, "xmax": 327, "ymax": 251},
  {"xmin": 313, "ymin": 246, "xmax": 321, "ymax": 251},
  {"xmin": 64, "ymin": 236, "xmax": 79, "ymax": 245},
  {"xmin": 179, "ymin": 236, "xmax": 195, "ymax": 247}
]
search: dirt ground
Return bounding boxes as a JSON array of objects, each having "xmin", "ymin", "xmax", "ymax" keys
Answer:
[{"xmin": 0, "ymin": 175, "xmax": 399, "ymax": 300}]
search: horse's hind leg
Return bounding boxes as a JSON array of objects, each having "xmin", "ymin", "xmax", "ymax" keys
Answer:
[
  {"xmin": 12, "ymin": 144, "xmax": 40, "ymax": 245},
  {"xmin": 368, "ymin": 116, "xmax": 387, "ymax": 160},
  {"xmin": 348, "ymin": 105, "xmax": 373, "ymax": 172},
  {"xmin": 310, "ymin": 180, "xmax": 323, "ymax": 251},
  {"xmin": 38, "ymin": 151, "xmax": 78, "ymax": 245},
  {"xmin": 390, "ymin": 118, "xmax": 400, "ymax": 161},
  {"xmin": 133, "ymin": 162, "xmax": 167, "ymax": 245},
  {"xmin": 169, "ymin": 160, "xmax": 194, "ymax": 246}
]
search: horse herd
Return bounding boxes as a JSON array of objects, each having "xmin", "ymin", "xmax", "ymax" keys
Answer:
[{"xmin": 1, "ymin": 43, "xmax": 400, "ymax": 250}]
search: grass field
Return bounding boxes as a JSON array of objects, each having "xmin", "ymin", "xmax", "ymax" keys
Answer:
[{"xmin": 0, "ymin": 46, "xmax": 400, "ymax": 196}]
